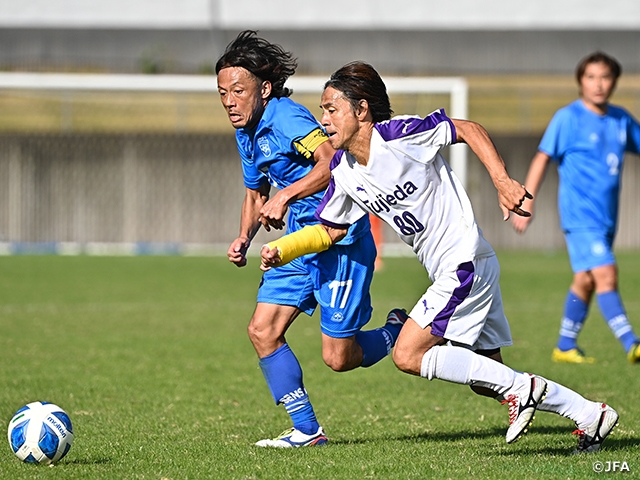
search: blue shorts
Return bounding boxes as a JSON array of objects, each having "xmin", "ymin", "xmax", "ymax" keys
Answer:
[
  {"xmin": 257, "ymin": 232, "xmax": 376, "ymax": 338},
  {"xmin": 564, "ymin": 229, "xmax": 616, "ymax": 273}
]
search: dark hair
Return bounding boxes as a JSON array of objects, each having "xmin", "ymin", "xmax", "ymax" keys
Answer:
[
  {"xmin": 324, "ymin": 61, "xmax": 393, "ymax": 122},
  {"xmin": 575, "ymin": 51, "xmax": 622, "ymax": 84},
  {"xmin": 215, "ymin": 30, "xmax": 297, "ymax": 98}
]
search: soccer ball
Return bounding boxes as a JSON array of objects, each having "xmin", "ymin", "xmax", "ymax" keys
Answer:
[{"xmin": 7, "ymin": 401, "xmax": 74, "ymax": 464}]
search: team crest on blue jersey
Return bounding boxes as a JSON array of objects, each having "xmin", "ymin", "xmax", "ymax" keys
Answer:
[
  {"xmin": 258, "ymin": 136, "xmax": 272, "ymax": 157},
  {"xmin": 619, "ymin": 128, "xmax": 627, "ymax": 145}
]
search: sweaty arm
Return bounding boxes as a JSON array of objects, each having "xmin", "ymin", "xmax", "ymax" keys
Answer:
[
  {"xmin": 227, "ymin": 182, "xmax": 270, "ymax": 267},
  {"xmin": 259, "ymin": 132, "xmax": 334, "ymax": 230},
  {"xmin": 260, "ymin": 224, "xmax": 347, "ymax": 271},
  {"xmin": 511, "ymin": 151, "xmax": 551, "ymax": 233},
  {"xmin": 452, "ymin": 118, "xmax": 532, "ymax": 221}
]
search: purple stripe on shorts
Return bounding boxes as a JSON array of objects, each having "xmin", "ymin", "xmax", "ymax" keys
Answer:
[{"xmin": 430, "ymin": 261, "xmax": 475, "ymax": 337}]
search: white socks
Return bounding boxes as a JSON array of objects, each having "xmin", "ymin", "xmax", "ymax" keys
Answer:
[
  {"xmin": 420, "ymin": 344, "xmax": 600, "ymax": 428},
  {"xmin": 420, "ymin": 345, "xmax": 524, "ymax": 396},
  {"xmin": 536, "ymin": 378, "xmax": 599, "ymax": 428}
]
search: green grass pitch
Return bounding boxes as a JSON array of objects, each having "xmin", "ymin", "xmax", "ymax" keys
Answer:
[{"xmin": 0, "ymin": 253, "xmax": 638, "ymax": 479}]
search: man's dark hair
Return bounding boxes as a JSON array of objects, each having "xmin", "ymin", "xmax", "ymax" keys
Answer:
[
  {"xmin": 215, "ymin": 30, "xmax": 297, "ymax": 98},
  {"xmin": 576, "ymin": 51, "xmax": 622, "ymax": 84},
  {"xmin": 324, "ymin": 62, "xmax": 393, "ymax": 123}
]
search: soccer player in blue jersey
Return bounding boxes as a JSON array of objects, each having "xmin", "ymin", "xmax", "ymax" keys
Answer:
[
  {"xmin": 215, "ymin": 31, "xmax": 406, "ymax": 447},
  {"xmin": 512, "ymin": 52, "xmax": 640, "ymax": 364},
  {"xmin": 259, "ymin": 61, "xmax": 619, "ymax": 453}
]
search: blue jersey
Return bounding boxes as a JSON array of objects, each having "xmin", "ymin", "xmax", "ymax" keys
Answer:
[
  {"xmin": 236, "ymin": 96, "xmax": 369, "ymax": 243},
  {"xmin": 539, "ymin": 99, "xmax": 640, "ymax": 233}
]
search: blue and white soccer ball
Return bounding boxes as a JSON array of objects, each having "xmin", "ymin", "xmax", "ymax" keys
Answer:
[{"xmin": 7, "ymin": 401, "xmax": 74, "ymax": 464}]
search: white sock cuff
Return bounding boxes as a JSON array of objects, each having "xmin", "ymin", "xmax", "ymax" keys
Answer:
[
  {"xmin": 421, "ymin": 345, "xmax": 475, "ymax": 385},
  {"xmin": 420, "ymin": 347, "xmax": 438, "ymax": 380},
  {"xmin": 421, "ymin": 345, "xmax": 517, "ymax": 394}
]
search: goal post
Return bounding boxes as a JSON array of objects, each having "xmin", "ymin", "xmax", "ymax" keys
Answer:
[{"xmin": 0, "ymin": 72, "xmax": 469, "ymax": 186}]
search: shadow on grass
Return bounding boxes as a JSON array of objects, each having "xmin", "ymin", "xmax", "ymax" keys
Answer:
[
  {"xmin": 498, "ymin": 438, "xmax": 638, "ymax": 457},
  {"xmin": 593, "ymin": 436, "xmax": 640, "ymax": 451},
  {"xmin": 331, "ymin": 424, "xmax": 639, "ymax": 455},
  {"xmin": 511, "ymin": 425, "xmax": 640, "ymax": 455},
  {"xmin": 331, "ymin": 424, "xmax": 569, "ymax": 445}
]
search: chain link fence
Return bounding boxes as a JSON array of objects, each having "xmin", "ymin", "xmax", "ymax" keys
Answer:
[
  {"xmin": 1, "ymin": 77, "xmax": 640, "ymax": 254},
  {"xmin": 0, "ymin": 133, "xmax": 257, "ymax": 254}
]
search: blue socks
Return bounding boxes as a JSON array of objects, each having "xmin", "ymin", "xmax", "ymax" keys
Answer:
[
  {"xmin": 557, "ymin": 289, "xmax": 639, "ymax": 354},
  {"xmin": 258, "ymin": 324, "xmax": 403, "ymax": 434},
  {"xmin": 557, "ymin": 291, "xmax": 588, "ymax": 351},
  {"xmin": 259, "ymin": 344, "xmax": 319, "ymax": 435},
  {"xmin": 597, "ymin": 291, "xmax": 639, "ymax": 353},
  {"xmin": 356, "ymin": 321, "xmax": 403, "ymax": 368},
  {"xmin": 356, "ymin": 329, "xmax": 391, "ymax": 368}
]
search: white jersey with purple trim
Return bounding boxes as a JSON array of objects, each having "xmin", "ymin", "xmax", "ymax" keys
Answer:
[{"xmin": 315, "ymin": 110, "xmax": 494, "ymax": 280}]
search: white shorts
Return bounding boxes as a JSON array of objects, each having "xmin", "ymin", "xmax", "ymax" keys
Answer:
[{"xmin": 408, "ymin": 254, "xmax": 512, "ymax": 351}]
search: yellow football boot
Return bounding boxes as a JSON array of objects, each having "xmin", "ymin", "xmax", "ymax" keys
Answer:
[
  {"xmin": 552, "ymin": 348, "xmax": 595, "ymax": 364},
  {"xmin": 627, "ymin": 343, "xmax": 640, "ymax": 364}
]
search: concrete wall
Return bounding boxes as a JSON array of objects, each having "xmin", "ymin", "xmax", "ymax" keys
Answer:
[
  {"xmin": 3, "ymin": 0, "xmax": 638, "ymax": 30},
  {"xmin": 3, "ymin": 28, "xmax": 640, "ymax": 75},
  {"xmin": 0, "ymin": 134, "xmax": 244, "ymax": 246},
  {"xmin": 4, "ymin": 1, "xmax": 640, "ymax": 74}
]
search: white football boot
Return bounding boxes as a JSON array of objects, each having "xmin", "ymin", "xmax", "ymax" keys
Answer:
[
  {"xmin": 572, "ymin": 403, "xmax": 619, "ymax": 454},
  {"xmin": 502, "ymin": 374, "xmax": 548, "ymax": 444},
  {"xmin": 255, "ymin": 426, "xmax": 328, "ymax": 448}
]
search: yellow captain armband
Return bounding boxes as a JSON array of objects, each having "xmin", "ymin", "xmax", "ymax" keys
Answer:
[
  {"xmin": 293, "ymin": 128, "xmax": 329, "ymax": 159},
  {"xmin": 266, "ymin": 224, "xmax": 333, "ymax": 266}
]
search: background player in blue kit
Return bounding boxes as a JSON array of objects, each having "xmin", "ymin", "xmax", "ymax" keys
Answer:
[
  {"xmin": 216, "ymin": 31, "xmax": 406, "ymax": 447},
  {"xmin": 512, "ymin": 52, "xmax": 640, "ymax": 364}
]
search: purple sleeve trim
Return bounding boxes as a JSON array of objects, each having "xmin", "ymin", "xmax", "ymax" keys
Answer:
[
  {"xmin": 314, "ymin": 176, "xmax": 353, "ymax": 229},
  {"xmin": 315, "ymin": 176, "xmax": 336, "ymax": 216},
  {"xmin": 329, "ymin": 150, "xmax": 344, "ymax": 170},
  {"xmin": 446, "ymin": 116, "xmax": 457, "ymax": 144},
  {"xmin": 375, "ymin": 109, "xmax": 453, "ymax": 142},
  {"xmin": 313, "ymin": 212, "xmax": 352, "ymax": 229}
]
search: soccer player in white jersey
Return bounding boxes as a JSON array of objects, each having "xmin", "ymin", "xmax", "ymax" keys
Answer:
[{"xmin": 260, "ymin": 62, "xmax": 619, "ymax": 453}]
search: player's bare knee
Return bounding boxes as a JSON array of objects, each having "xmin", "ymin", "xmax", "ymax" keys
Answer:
[
  {"xmin": 324, "ymin": 359, "xmax": 348, "ymax": 372},
  {"xmin": 572, "ymin": 271, "xmax": 595, "ymax": 296},
  {"xmin": 391, "ymin": 347, "xmax": 416, "ymax": 374},
  {"xmin": 321, "ymin": 335, "xmax": 361, "ymax": 371},
  {"xmin": 322, "ymin": 351, "xmax": 351, "ymax": 372},
  {"xmin": 247, "ymin": 319, "xmax": 279, "ymax": 349},
  {"xmin": 594, "ymin": 274, "xmax": 617, "ymax": 292},
  {"xmin": 391, "ymin": 348, "xmax": 404, "ymax": 370},
  {"xmin": 246, "ymin": 320, "xmax": 260, "ymax": 341},
  {"xmin": 246, "ymin": 323, "xmax": 264, "ymax": 350}
]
